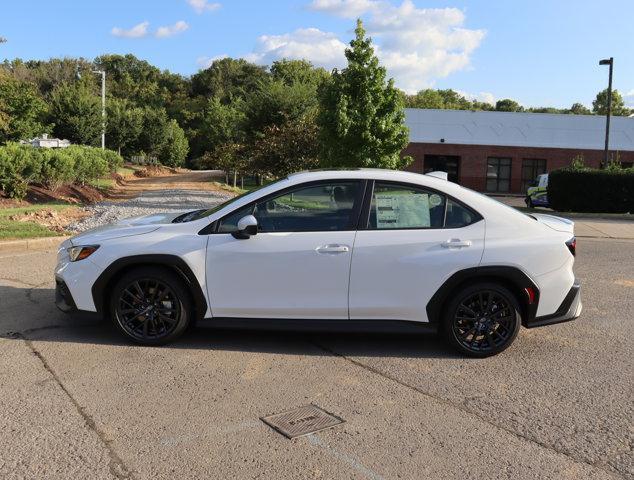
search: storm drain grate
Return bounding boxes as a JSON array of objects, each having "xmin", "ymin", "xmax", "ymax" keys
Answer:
[{"xmin": 261, "ymin": 404, "xmax": 344, "ymax": 439}]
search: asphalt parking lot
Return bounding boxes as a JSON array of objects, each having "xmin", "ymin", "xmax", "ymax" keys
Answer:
[{"xmin": 1, "ymin": 238, "xmax": 632, "ymax": 479}]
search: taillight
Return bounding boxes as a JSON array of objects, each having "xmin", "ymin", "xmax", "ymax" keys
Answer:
[{"xmin": 566, "ymin": 237, "xmax": 576, "ymax": 257}]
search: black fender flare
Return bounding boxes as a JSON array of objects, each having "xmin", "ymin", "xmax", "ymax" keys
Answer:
[
  {"xmin": 425, "ymin": 266, "xmax": 540, "ymax": 326},
  {"xmin": 92, "ymin": 254, "xmax": 208, "ymax": 320}
]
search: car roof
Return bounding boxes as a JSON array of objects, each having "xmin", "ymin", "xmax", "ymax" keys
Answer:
[{"xmin": 286, "ymin": 168, "xmax": 450, "ymax": 188}]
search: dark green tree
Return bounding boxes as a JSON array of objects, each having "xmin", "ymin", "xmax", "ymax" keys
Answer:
[
  {"xmin": 405, "ymin": 89, "xmax": 444, "ymax": 109},
  {"xmin": 592, "ymin": 88, "xmax": 629, "ymax": 116},
  {"xmin": 495, "ymin": 98, "xmax": 523, "ymax": 112},
  {"xmin": 136, "ymin": 107, "xmax": 170, "ymax": 158},
  {"xmin": 317, "ymin": 19, "xmax": 410, "ymax": 169},
  {"xmin": 187, "ymin": 97, "xmax": 245, "ymax": 159},
  {"xmin": 270, "ymin": 59, "xmax": 328, "ymax": 88},
  {"xmin": 569, "ymin": 103, "xmax": 592, "ymax": 115},
  {"xmin": 105, "ymin": 98, "xmax": 144, "ymax": 155},
  {"xmin": 50, "ymin": 80, "xmax": 101, "ymax": 145},
  {"xmin": 0, "ymin": 73, "xmax": 49, "ymax": 143},
  {"xmin": 159, "ymin": 119, "xmax": 189, "ymax": 167},
  {"xmin": 251, "ymin": 113, "xmax": 320, "ymax": 177},
  {"xmin": 191, "ymin": 58, "xmax": 268, "ymax": 103}
]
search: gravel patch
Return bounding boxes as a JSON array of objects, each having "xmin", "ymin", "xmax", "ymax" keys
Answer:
[{"xmin": 68, "ymin": 189, "xmax": 234, "ymax": 233}]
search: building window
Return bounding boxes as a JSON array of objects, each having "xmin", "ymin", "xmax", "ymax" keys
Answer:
[
  {"xmin": 423, "ymin": 155, "xmax": 460, "ymax": 183},
  {"xmin": 486, "ymin": 157, "xmax": 511, "ymax": 192},
  {"xmin": 521, "ymin": 159, "xmax": 547, "ymax": 192}
]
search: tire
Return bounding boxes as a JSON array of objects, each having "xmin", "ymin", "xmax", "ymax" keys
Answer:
[
  {"xmin": 109, "ymin": 266, "xmax": 192, "ymax": 345},
  {"xmin": 442, "ymin": 282, "xmax": 521, "ymax": 357},
  {"xmin": 526, "ymin": 197, "xmax": 534, "ymax": 208}
]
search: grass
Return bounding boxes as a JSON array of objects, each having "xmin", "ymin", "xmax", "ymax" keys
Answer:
[
  {"xmin": 0, "ymin": 203, "xmax": 73, "ymax": 240},
  {"xmin": 116, "ymin": 166, "xmax": 136, "ymax": 177},
  {"xmin": 89, "ymin": 177, "xmax": 116, "ymax": 189}
]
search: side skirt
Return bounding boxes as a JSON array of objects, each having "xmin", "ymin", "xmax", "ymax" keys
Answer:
[{"xmin": 199, "ymin": 318, "xmax": 439, "ymax": 335}]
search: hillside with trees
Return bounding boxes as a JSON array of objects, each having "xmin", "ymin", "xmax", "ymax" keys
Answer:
[{"xmin": 1, "ymin": 19, "xmax": 630, "ymax": 181}]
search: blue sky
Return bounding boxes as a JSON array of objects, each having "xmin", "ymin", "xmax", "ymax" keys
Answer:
[{"xmin": 1, "ymin": 0, "xmax": 633, "ymax": 108}]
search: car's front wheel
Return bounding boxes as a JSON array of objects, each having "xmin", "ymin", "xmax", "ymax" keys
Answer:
[
  {"xmin": 443, "ymin": 283, "xmax": 521, "ymax": 357},
  {"xmin": 110, "ymin": 267, "xmax": 191, "ymax": 345}
]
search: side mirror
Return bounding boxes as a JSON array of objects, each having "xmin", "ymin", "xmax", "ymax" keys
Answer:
[{"xmin": 232, "ymin": 215, "xmax": 258, "ymax": 239}]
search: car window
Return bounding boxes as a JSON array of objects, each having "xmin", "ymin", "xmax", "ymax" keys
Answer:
[
  {"xmin": 444, "ymin": 198, "xmax": 478, "ymax": 228},
  {"xmin": 217, "ymin": 205, "xmax": 254, "ymax": 233},
  {"xmin": 253, "ymin": 181, "xmax": 361, "ymax": 232},
  {"xmin": 368, "ymin": 183, "xmax": 446, "ymax": 229}
]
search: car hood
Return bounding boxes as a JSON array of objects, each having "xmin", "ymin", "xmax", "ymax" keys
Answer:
[
  {"xmin": 69, "ymin": 211, "xmax": 187, "ymax": 245},
  {"xmin": 531, "ymin": 213, "xmax": 574, "ymax": 234}
]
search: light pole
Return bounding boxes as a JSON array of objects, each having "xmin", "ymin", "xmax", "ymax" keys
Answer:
[
  {"xmin": 76, "ymin": 67, "xmax": 106, "ymax": 149},
  {"xmin": 599, "ymin": 57, "xmax": 613, "ymax": 168},
  {"xmin": 93, "ymin": 70, "xmax": 106, "ymax": 150}
]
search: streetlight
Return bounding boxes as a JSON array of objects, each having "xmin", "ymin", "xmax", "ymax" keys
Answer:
[
  {"xmin": 76, "ymin": 67, "xmax": 106, "ymax": 150},
  {"xmin": 93, "ymin": 70, "xmax": 106, "ymax": 150},
  {"xmin": 599, "ymin": 57, "xmax": 613, "ymax": 168}
]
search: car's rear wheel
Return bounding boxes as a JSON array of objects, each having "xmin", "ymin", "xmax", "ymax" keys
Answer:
[
  {"xmin": 110, "ymin": 267, "xmax": 191, "ymax": 345},
  {"xmin": 443, "ymin": 283, "xmax": 521, "ymax": 357}
]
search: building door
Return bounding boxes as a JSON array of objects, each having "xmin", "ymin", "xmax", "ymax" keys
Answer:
[
  {"xmin": 423, "ymin": 155, "xmax": 460, "ymax": 183},
  {"xmin": 521, "ymin": 159, "xmax": 547, "ymax": 192},
  {"xmin": 486, "ymin": 157, "xmax": 512, "ymax": 192}
]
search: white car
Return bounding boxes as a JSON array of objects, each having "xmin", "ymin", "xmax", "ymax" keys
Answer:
[{"xmin": 55, "ymin": 170, "xmax": 581, "ymax": 357}]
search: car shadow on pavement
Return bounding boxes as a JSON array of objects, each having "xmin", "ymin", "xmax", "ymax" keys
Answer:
[{"xmin": 0, "ymin": 285, "xmax": 458, "ymax": 360}]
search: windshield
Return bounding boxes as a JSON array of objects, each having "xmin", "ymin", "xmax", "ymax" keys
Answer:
[{"xmin": 187, "ymin": 180, "xmax": 281, "ymax": 221}]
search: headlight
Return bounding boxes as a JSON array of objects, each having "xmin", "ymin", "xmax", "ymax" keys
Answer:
[{"xmin": 67, "ymin": 245, "xmax": 100, "ymax": 262}]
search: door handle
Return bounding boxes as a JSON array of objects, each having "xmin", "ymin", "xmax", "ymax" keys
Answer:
[
  {"xmin": 316, "ymin": 244, "xmax": 350, "ymax": 254},
  {"xmin": 441, "ymin": 239, "xmax": 472, "ymax": 248}
]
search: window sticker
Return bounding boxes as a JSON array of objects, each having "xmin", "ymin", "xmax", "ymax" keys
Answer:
[
  {"xmin": 429, "ymin": 194, "xmax": 442, "ymax": 208},
  {"xmin": 375, "ymin": 193, "xmax": 430, "ymax": 228}
]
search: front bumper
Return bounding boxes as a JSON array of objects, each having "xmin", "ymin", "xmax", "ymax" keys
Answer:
[
  {"xmin": 55, "ymin": 277, "xmax": 78, "ymax": 313},
  {"xmin": 525, "ymin": 279, "xmax": 581, "ymax": 328}
]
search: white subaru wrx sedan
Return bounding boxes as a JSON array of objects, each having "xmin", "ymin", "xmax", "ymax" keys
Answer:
[{"xmin": 55, "ymin": 170, "xmax": 581, "ymax": 357}]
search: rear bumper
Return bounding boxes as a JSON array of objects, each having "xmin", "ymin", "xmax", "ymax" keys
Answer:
[
  {"xmin": 55, "ymin": 277, "xmax": 78, "ymax": 313},
  {"xmin": 525, "ymin": 279, "xmax": 581, "ymax": 328}
]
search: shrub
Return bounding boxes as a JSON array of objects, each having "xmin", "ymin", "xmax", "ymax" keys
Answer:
[
  {"xmin": 69, "ymin": 147, "xmax": 103, "ymax": 185},
  {"xmin": 548, "ymin": 168, "xmax": 634, "ymax": 213},
  {"xmin": 40, "ymin": 148, "xmax": 75, "ymax": 190},
  {"xmin": 0, "ymin": 144, "xmax": 123, "ymax": 198}
]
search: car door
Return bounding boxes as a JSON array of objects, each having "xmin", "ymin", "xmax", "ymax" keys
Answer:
[
  {"xmin": 205, "ymin": 180, "xmax": 364, "ymax": 319},
  {"xmin": 349, "ymin": 181, "xmax": 485, "ymax": 323}
]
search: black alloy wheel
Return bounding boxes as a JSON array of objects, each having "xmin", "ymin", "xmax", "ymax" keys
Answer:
[
  {"xmin": 444, "ymin": 283, "xmax": 521, "ymax": 357},
  {"xmin": 111, "ymin": 267, "xmax": 191, "ymax": 345}
]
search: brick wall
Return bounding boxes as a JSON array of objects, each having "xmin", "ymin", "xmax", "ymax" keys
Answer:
[{"xmin": 402, "ymin": 143, "xmax": 634, "ymax": 193}]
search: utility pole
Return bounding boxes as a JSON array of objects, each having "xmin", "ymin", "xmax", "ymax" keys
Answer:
[
  {"xmin": 93, "ymin": 70, "xmax": 106, "ymax": 150},
  {"xmin": 599, "ymin": 57, "xmax": 613, "ymax": 168}
]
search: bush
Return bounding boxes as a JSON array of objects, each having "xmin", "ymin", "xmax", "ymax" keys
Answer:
[
  {"xmin": 40, "ymin": 148, "xmax": 75, "ymax": 190},
  {"xmin": 0, "ymin": 144, "xmax": 124, "ymax": 198},
  {"xmin": 548, "ymin": 168, "xmax": 634, "ymax": 213}
]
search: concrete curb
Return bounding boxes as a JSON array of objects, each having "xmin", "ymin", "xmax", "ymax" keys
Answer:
[{"xmin": 0, "ymin": 235, "xmax": 69, "ymax": 254}]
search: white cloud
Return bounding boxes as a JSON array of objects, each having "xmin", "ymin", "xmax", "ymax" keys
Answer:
[
  {"xmin": 196, "ymin": 54, "xmax": 229, "ymax": 69},
  {"xmin": 155, "ymin": 20, "xmax": 189, "ymax": 38},
  {"xmin": 246, "ymin": 28, "xmax": 347, "ymax": 69},
  {"xmin": 187, "ymin": 0, "xmax": 221, "ymax": 14},
  {"xmin": 241, "ymin": 0, "xmax": 485, "ymax": 93},
  {"xmin": 366, "ymin": 1, "xmax": 486, "ymax": 93},
  {"xmin": 308, "ymin": 0, "xmax": 380, "ymax": 18},
  {"xmin": 456, "ymin": 90, "xmax": 496, "ymax": 105},
  {"xmin": 111, "ymin": 21, "xmax": 150, "ymax": 39},
  {"xmin": 624, "ymin": 89, "xmax": 634, "ymax": 107}
]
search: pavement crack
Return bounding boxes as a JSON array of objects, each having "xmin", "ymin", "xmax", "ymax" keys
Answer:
[
  {"xmin": 312, "ymin": 341, "xmax": 625, "ymax": 480},
  {"xmin": 20, "ymin": 335, "xmax": 135, "ymax": 480}
]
